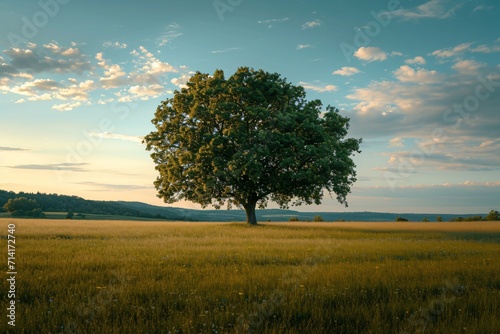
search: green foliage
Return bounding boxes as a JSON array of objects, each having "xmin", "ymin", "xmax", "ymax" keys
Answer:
[
  {"xmin": 313, "ymin": 215, "xmax": 324, "ymax": 222},
  {"xmin": 66, "ymin": 210, "xmax": 74, "ymax": 219},
  {"xmin": 396, "ymin": 217, "xmax": 408, "ymax": 222},
  {"xmin": 422, "ymin": 217, "xmax": 429, "ymax": 222},
  {"xmin": 3, "ymin": 197, "xmax": 44, "ymax": 217},
  {"xmin": 437, "ymin": 216, "xmax": 442, "ymax": 222},
  {"xmin": 0, "ymin": 190, "xmax": 161, "ymax": 219},
  {"xmin": 144, "ymin": 67, "xmax": 361, "ymax": 224},
  {"xmin": 289, "ymin": 216, "xmax": 299, "ymax": 222},
  {"xmin": 451, "ymin": 216, "xmax": 485, "ymax": 222},
  {"xmin": 486, "ymin": 210, "xmax": 499, "ymax": 221}
]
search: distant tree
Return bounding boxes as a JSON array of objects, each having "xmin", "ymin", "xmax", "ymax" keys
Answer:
[
  {"xmin": 486, "ymin": 210, "xmax": 499, "ymax": 221},
  {"xmin": 422, "ymin": 217, "xmax": 429, "ymax": 222},
  {"xmin": 289, "ymin": 217, "xmax": 299, "ymax": 222},
  {"xmin": 66, "ymin": 210, "xmax": 74, "ymax": 219},
  {"xmin": 436, "ymin": 216, "xmax": 442, "ymax": 222},
  {"xmin": 144, "ymin": 67, "xmax": 362, "ymax": 225},
  {"xmin": 3, "ymin": 197, "xmax": 43, "ymax": 217},
  {"xmin": 396, "ymin": 217, "xmax": 408, "ymax": 222},
  {"xmin": 313, "ymin": 215, "xmax": 324, "ymax": 222}
]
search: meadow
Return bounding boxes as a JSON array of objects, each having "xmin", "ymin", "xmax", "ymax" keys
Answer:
[{"xmin": 0, "ymin": 219, "xmax": 499, "ymax": 333}]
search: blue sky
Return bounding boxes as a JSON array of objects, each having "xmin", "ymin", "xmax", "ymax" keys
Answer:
[{"xmin": 1, "ymin": 0, "xmax": 499, "ymax": 214}]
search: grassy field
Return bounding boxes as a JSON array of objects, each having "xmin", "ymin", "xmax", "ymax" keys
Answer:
[{"xmin": 0, "ymin": 219, "xmax": 499, "ymax": 333}]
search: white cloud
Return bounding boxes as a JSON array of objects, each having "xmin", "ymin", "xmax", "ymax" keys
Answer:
[
  {"xmin": 473, "ymin": 5, "xmax": 494, "ymax": 13},
  {"xmin": 296, "ymin": 44, "xmax": 313, "ymax": 50},
  {"xmin": 3, "ymin": 42, "xmax": 90, "ymax": 74},
  {"xmin": 394, "ymin": 65, "xmax": 442, "ymax": 84},
  {"xmin": 103, "ymin": 41, "xmax": 127, "ymax": 49},
  {"xmin": 405, "ymin": 56, "xmax": 426, "ymax": 65},
  {"xmin": 54, "ymin": 80, "xmax": 94, "ymax": 101},
  {"xmin": 128, "ymin": 84, "xmax": 164, "ymax": 99},
  {"xmin": 171, "ymin": 74, "xmax": 191, "ymax": 89},
  {"xmin": 211, "ymin": 47, "xmax": 240, "ymax": 54},
  {"xmin": 96, "ymin": 53, "xmax": 127, "ymax": 88},
  {"xmin": 299, "ymin": 81, "xmax": 337, "ymax": 93},
  {"xmin": 393, "ymin": 0, "xmax": 467, "ymax": 20},
  {"xmin": 333, "ymin": 67, "xmax": 361, "ymax": 76},
  {"xmin": 130, "ymin": 46, "xmax": 177, "ymax": 84},
  {"xmin": 430, "ymin": 42, "xmax": 472, "ymax": 58},
  {"xmin": 9, "ymin": 79, "xmax": 58, "ymax": 96},
  {"xmin": 87, "ymin": 132, "xmax": 143, "ymax": 143},
  {"xmin": 354, "ymin": 47, "xmax": 387, "ymax": 62},
  {"xmin": 302, "ymin": 19, "xmax": 321, "ymax": 30},
  {"xmin": 258, "ymin": 17, "xmax": 289, "ymax": 24},
  {"xmin": 157, "ymin": 23, "xmax": 182, "ymax": 47},
  {"xmin": 51, "ymin": 101, "xmax": 82, "ymax": 111},
  {"xmin": 389, "ymin": 137, "xmax": 404, "ymax": 148},
  {"xmin": 452, "ymin": 60, "xmax": 486, "ymax": 75},
  {"xmin": 471, "ymin": 44, "xmax": 500, "ymax": 54}
]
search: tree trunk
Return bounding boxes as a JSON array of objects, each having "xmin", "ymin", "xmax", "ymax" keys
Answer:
[{"xmin": 244, "ymin": 200, "xmax": 258, "ymax": 225}]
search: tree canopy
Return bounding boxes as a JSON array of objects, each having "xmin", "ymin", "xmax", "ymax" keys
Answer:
[
  {"xmin": 144, "ymin": 67, "xmax": 362, "ymax": 224},
  {"xmin": 3, "ymin": 197, "xmax": 43, "ymax": 217}
]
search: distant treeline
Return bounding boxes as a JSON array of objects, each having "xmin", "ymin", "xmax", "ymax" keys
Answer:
[{"xmin": 0, "ymin": 190, "xmax": 166, "ymax": 219}]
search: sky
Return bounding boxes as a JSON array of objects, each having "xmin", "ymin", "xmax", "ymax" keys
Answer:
[{"xmin": 0, "ymin": 0, "xmax": 499, "ymax": 214}]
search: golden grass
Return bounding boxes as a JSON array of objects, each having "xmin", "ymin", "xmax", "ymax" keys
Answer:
[{"xmin": 1, "ymin": 219, "xmax": 499, "ymax": 333}]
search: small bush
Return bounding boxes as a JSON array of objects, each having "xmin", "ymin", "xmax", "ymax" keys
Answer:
[
  {"xmin": 289, "ymin": 217, "xmax": 299, "ymax": 222},
  {"xmin": 396, "ymin": 217, "xmax": 408, "ymax": 222},
  {"xmin": 313, "ymin": 215, "xmax": 324, "ymax": 222}
]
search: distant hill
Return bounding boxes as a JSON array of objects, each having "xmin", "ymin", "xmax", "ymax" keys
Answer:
[{"xmin": 0, "ymin": 189, "xmax": 485, "ymax": 222}]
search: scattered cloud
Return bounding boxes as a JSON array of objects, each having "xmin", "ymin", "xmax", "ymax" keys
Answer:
[
  {"xmin": 394, "ymin": 65, "xmax": 443, "ymax": 84},
  {"xmin": 171, "ymin": 74, "xmax": 192, "ymax": 89},
  {"xmin": 389, "ymin": 137, "xmax": 404, "ymax": 148},
  {"xmin": 0, "ymin": 146, "xmax": 29, "ymax": 151},
  {"xmin": 103, "ymin": 41, "xmax": 127, "ymax": 49},
  {"xmin": 393, "ymin": 0, "xmax": 467, "ymax": 20},
  {"xmin": 257, "ymin": 17, "xmax": 289, "ymax": 24},
  {"xmin": 75, "ymin": 181, "xmax": 151, "ymax": 190},
  {"xmin": 296, "ymin": 44, "xmax": 313, "ymax": 50},
  {"xmin": 87, "ymin": 132, "xmax": 143, "ymax": 143},
  {"xmin": 299, "ymin": 81, "xmax": 337, "ymax": 93},
  {"xmin": 51, "ymin": 101, "xmax": 83, "ymax": 111},
  {"xmin": 157, "ymin": 23, "xmax": 182, "ymax": 47},
  {"xmin": 302, "ymin": 19, "xmax": 321, "ymax": 30},
  {"xmin": 471, "ymin": 43, "xmax": 500, "ymax": 54},
  {"xmin": 452, "ymin": 60, "xmax": 486, "ymax": 75},
  {"xmin": 7, "ymin": 162, "xmax": 88, "ymax": 171},
  {"xmin": 473, "ymin": 5, "xmax": 494, "ymax": 13},
  {"xmin": 405, "ymin": 56, "xmax": 426, "ymax": 65},
  {"xmin": 211, "ymin": 47, "xmax": 240, "ymax": 54},
  {"xmin": 3, "ymin": 42, "xmax": 90, "ymax": 74},
  {"xmin": 333, "ymin": 67, "xmax": 361, "ymax": 76},
  {"xmin": 430, "ymin": 42, "xmax": 472, "ymax": 58},
  {"xmin": 354, "ymin": 47, "xmax": 387, "ymax": 62},
  {"xmin": 127, "ymin": 84, "xmax": 165, "ymax": 100}
]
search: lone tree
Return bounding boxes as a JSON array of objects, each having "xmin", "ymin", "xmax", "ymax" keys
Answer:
[{"xmin": 144, "ymin": 67, "xmax": 361, "ymax": 224}]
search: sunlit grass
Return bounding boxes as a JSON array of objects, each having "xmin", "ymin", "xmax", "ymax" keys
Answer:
[{"xmin": 1, "ymin": 219, "xmax": 499, "ymax": 333}]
